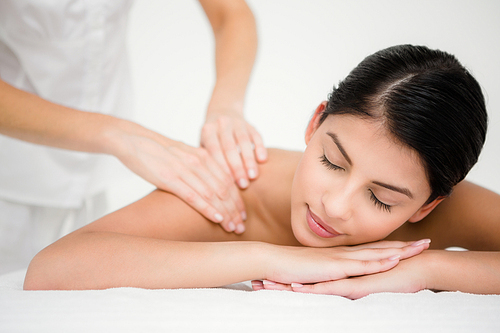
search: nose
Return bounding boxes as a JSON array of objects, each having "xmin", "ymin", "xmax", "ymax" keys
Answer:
[{"xmin": 322, "ymin": 188, "xmax": 352, "ymax": 221}]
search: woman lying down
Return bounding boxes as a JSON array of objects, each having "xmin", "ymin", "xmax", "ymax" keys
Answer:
[{"xmin": 24, "ymin": 45, "xmax": 500, "ymax": 299}]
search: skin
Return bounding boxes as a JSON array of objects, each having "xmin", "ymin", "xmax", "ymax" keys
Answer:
[
  {"xmin": 24, "ymin": 102, "xmax": 500, "ymax": 298},
  {"xmin": 290, "ymin": 102, "xmax": 442, "ymax": 248},
  {"xmin": 254, "ymin": 103, "xmax": 500, "ymax": 298},
  {"xmin": 0, "ymin": 0, "xmax": 263, "ymax": 233},
  {"xmin": 199, "ymin": 0, "xmax": 268, "ymax": 197}
]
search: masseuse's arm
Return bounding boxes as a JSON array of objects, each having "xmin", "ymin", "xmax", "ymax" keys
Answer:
[
  {"xmin": 261, "ymin": 181, "xmax": 500, "ymax": 298},
  {"xmin": 198, "ymin": 0, "xmax": 267, "ymax": 190},
  {"xmin": 0, "ymin": 78, "xmax": 245, "ymax": 232},
  {"xmin": 23, "ymin": 189, "xmax": 428, "ymax": 291}
]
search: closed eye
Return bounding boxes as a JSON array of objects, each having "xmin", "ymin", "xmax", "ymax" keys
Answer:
[
  {"xmin": 320, "ymin": 154, "xmax": 344, "ymax": 171},
  {"xmin": 369, "ymin": 190, "xmax": 392, "ymax": 213}
]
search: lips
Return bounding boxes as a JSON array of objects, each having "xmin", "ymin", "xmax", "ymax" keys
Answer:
[{"xmin": 306, "ymin": 207, "xmax": 342, "ymax": 238}]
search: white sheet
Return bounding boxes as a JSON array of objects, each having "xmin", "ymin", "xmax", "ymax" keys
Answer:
[{"xmin": 1, "ymin": 270, "xmax": 499, "ymax": 332}]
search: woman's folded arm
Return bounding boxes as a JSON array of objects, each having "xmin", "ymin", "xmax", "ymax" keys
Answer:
[
  {"xmin": 23, "ymin": 227, "xmax": 430, "ymax": 291},
  {"xmin": 23, "ymin": 232, "xmax": 270, "ymax": 290}
]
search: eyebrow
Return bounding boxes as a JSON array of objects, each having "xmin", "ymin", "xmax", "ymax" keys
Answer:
[
  {"xmin": 327, "ymin": 132, "xmax": 352, "ymax": 165},
  {"xmin": 372, "ymin": 181, "xmax": 414, "ymax": 199},
  {"xmin": 326, "ymin": 132, "xmax": 414, "ymax": 199}
]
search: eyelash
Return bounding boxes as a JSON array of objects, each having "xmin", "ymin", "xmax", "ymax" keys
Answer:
[
  {"xmin": 319, "ymin": 154, "xmax": 343, "ymax": 171},
  {"xmin": 369, "ymin": 190, "xmax": 392, "ymax": 213},
  {"xmin": 320, "ymin": 154, "xmax": 392, "ymax": 213}
]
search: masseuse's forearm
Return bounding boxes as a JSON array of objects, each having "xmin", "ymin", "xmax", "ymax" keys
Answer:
[
  {"xmin": 0, "ymin": 78, "xmax": 140, "ymax": 156},
  {"xmin": 200, "ymin": 0, "xmax": 257, "ymax": 116},
  {"xmin": 424, "ymin": 250, "xmax": 500, "ymax": 294},
  {"xmin": 0, "ymin": 79, "xmax": 248, "ymax": 227},
  {"xmin": 0, "ymin": 78, "xmax": 176, "ymax": 173},
  {"xmin": 24, "ymin": 232, "xmax": 269, "ymax": 290}
]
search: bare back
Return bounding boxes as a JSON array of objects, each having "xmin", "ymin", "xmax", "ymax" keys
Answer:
[{"xmin": 80, "ymin": 148, "xmax": 303, "ymax": 246}]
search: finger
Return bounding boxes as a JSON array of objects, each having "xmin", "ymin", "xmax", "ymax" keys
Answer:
[
  {"xmin": 234, "ymin": 126, "xmax": 259, "ymax": 180},
  {"xmin": 291, "ymin": 279, "xmax": 368, "ymax": 299},
  {"xmin": 202, "ymin": 126, "xmax": 251, "ymax": 231},
  {"xmin": 202, "ymin": 152, "xmax": 247, "ymax": 228},
  {"xmin": 330, "ymin": 256, "xmax": 400, "ymax": 280},
  {"xmin": 223, "ymin": 183, "xmax": 247, "ymax": 233},
  {"xmin": 251, "ymin": 280, "xmax": 264, "ymax": 291},
  {"xmin": 167, "ymin": 179, "xmax": 224, "ymax": 224},
  {"xmin": 399, "ymin": 239, "xmax": 431, "ymax": 260},
  {"xmin": 335, "ymin": 240, "xmax": 430, "ymax": 261},
  {"xmin": 262, "ymin": 280, "xmax": 292, "ymax": 291},
  {"xmin": 200, "ymin": 125, "xmax": 231, "ymax": 175},
  {"xmin": 247, "ymin": 124, "xmax": 267, "ymax": 163},
  {"xmin": 176, "ymin": 167, "xmax": 238, "ymax": 232},
  {"xmin": 346, "ymin": 240, "xmax": 417, "ymax": 250},
  {"xmin": 201, "ymin": 146, "xmax": 239, "ymax": 198},
  {"xmin": 202, "ymin": 128, "xmax": 251, "ymax": 230},
  {"xmin": 292, "ymin": 268, "xmax": 417, "ymax": 300},
  {"xmin": 183, "ymin": 149, "xmax": 246, "ymax": 231},
  {"xmin": 219, "ymin": 124, "xmax": 249, "ymax": 189},
  {"xmin": 335, "ymin": 248, "xmax": 405, "ymax": 261}
]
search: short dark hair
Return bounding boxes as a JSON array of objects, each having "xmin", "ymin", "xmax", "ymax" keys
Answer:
[{"xmin": 320, "ymin": 44, "xmax": 487, "ymax": 203}]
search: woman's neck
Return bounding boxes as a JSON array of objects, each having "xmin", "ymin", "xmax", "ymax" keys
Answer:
[{"xmin": 240, "ymin": 148, "xmax": 303, "ymax": 246}]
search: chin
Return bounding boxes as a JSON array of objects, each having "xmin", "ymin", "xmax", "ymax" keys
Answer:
[{"xmin": 291, "ymin": 221, "xmax": 314, "ymax": 247}]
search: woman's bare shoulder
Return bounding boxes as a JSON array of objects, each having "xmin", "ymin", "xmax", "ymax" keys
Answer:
[
  {"xmin": 77, "ymin": 148, "xmax": 303, "ymax": 244},
  {"xmin": 79, "ymin": 189, "xmax": 212, "ymax": 240},
  {"xmin": 256, "ymin": 148, "xmax": 302, "ymax": 183},
  {"xmin": 387, "ymin": 181, "xmax": 500, "ymax": 250}
]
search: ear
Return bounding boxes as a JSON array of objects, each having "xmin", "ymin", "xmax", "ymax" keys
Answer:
[
  {"xmin": 305, "ymin": 101, "xmax": 328, "ymax": 145},
  {"xmin": 407, "ymin": 197, "xmax": 445, "ymax": 223}
]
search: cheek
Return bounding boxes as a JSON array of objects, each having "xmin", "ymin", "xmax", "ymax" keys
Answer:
[
  {"xmin": 292, "ymin": 153, "xmax": 325, "ymax": 199},
  {"xmin": 292, "ymin": 153, "xmax": 310, "ymax": 191},
  {"xmin": 352, "ymin": 208, "xmax": 416, "ymax": 243},
  {"xmin": 290, "ymin": 155, "xmax": 323, "ymax": 229}
]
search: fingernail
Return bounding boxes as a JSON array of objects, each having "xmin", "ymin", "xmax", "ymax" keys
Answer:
[
  {"xmin": 257, "ymin": 149, "xmax": 267, "ymax": 161},
  {"xmin": 227, "ymin": 221, "xmax": 236, "ymax": 232},
  {"xmin": 238, "ymin": 178, "xmax": 249, "ymax": 188},
  {"xmin": 241, "ymin": 211, "xmax": 247, "ymax": 221},
  {"xmin": 248, "ymin": 168, "xmax": 256, "ymax": 179},
  {"xmin": 262, "ymin": 280, "xmax": 276, "ymax": 285},
  {"xmin": 388, "ymin": 255, "xmax": 401, "ymax": 261},
  {"xmin": 214, "ymin": 213, "xmax": 223, "ymax": 222},
  {"xmin": 235, "ymin": 223, "xmax": 245, "ymax": 234},
  {"xmin": 411, "ymin": 239, "xmax": 431, "ymax": 247},
  {"xmin": 291, "ymin": 283, "xmax": 303, "ymax": 288}
]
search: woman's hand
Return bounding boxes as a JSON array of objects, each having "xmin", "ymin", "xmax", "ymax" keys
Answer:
[
  {"xmin": 201, "ymin": 113, "xmax": 267, "ymax": 190},
  {"xmin": 286, "ymin": 252, "xmax": 429, "ymax": 299},
  {"xmin": 112, "ymin": 120, "xmax": 247, "ymax": 233},
  {"xmin": 254, "ymin": 239, "xmax": 431, "ymax": 296}
]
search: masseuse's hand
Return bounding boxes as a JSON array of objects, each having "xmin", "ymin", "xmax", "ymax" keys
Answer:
[
  {"xmin": 0, "ymin": 79, "xmax": 246, "ymax": 233},
  {"xmin": 199, "ymin": 0, "xmax": 263, "ymax": 189},
  {"xmin": 201, "ymin": 112, "xmax": 267, "ymax": 189},
  {"xmin": 115, "ymin": 121, "xmax": 246, "ymax": 233},
  {"xmin": 252, "ymin": 239, "xmax": 431, "ymax": 296}
]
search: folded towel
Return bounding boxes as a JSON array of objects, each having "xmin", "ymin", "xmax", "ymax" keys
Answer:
[{"xmin": 1, "ymin": 270, "xmax": 499, "ymax": 332}]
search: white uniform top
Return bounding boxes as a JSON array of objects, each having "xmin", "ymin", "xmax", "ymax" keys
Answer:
[{"xmin": 0, "ymin": 0, "xmax": 134, "ymax": 208}]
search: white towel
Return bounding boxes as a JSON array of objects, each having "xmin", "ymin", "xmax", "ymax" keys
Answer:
[{"xmin": 1, "ymin": 269, "xmax": 499, "ymax": 333}]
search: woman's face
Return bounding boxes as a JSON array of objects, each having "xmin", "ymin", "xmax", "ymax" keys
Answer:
[{"xmin": 291, "ymin": 103, "xmax": 439, "ymax": 247}]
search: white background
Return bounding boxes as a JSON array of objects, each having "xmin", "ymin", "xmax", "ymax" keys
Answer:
[{"xmin": 108, "ymin": 0, "xmax": 500, "ymax": 213}]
